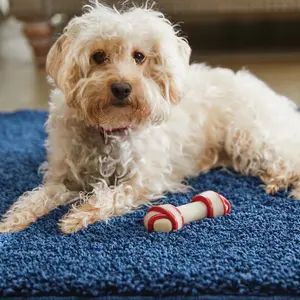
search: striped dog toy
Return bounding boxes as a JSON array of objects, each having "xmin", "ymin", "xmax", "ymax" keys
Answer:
[{"xmin": 144, "ymin": 191, "xmax": 231, "ymax": 232}]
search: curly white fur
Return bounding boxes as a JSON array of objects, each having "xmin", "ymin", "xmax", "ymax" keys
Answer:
[{"xmin": 1, "ymin": 2, "xmax": 300, "ymax": 234}]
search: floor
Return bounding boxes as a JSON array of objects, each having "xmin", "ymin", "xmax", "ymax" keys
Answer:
[{"xmin": 0, "ymin": 17, "xmax": 300, "ymax": 112}]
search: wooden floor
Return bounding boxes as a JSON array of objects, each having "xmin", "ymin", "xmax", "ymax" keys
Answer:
[{"xmin": 0, "ymin": 18, "xmax": 300, "ymax": 112}]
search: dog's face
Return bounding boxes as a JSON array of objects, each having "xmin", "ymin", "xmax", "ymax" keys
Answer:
[{"xmin": 46, "ymin": 4, "xmax": 191, "ymax": 129}]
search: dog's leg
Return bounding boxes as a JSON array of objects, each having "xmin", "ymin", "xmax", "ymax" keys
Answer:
[
  {"xmin": 224, "ymin": 70, "xmax": 300, "ymax": 198},
  {"xmin": 0, "ymin": 183, "xmax": 77, "ymax": 233},
  {"xmin": 59, "ymin": 181, "xmax": 146, "ymax": 234}
]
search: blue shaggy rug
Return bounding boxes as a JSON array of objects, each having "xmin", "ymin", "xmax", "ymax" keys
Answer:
[{"xmin": 0, "ymin": 110, "xmax": 300, "ymax": 298}]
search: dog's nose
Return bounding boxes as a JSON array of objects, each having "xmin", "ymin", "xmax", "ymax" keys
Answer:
[{"xmin": 111, "ymin": 82, "xmax": 132, "ymax": 100}]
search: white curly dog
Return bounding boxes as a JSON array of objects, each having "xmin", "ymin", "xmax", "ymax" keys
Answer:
[{"xmin": 1, "ymin": 2, "xmax": 300, "ymax": 234}]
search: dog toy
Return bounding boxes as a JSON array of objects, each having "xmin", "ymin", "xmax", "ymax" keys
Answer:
[{"xmin": 144, "ymin": 191, "xmax": 230, "ymax": 232}]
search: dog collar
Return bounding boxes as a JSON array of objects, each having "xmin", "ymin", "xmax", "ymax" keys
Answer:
[{"xmin": 104, "ymin": 127, "xmax": 130, "ymax": 134}]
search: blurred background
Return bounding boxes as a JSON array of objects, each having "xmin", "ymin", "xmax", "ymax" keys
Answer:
[{"xmin": 0, "ymin": 0, "xmax": 299, "ymax": 111}]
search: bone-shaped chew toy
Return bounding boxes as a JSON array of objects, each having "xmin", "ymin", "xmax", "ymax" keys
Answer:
[{"xmin": 144, "ymin": 191, "xmax": 231, "ymax": 232}]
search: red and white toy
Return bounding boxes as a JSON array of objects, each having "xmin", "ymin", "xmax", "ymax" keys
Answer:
[{"xmin": 144, "ymin": 191, "xmax": 231, "ymax": 232}]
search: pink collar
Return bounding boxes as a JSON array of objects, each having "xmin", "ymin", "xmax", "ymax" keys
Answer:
[{"xmin": 104, "ymin": 127, "xmax": 130, "ymax": 134}]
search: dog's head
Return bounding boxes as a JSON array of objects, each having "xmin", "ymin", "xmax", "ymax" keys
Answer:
[{"xmin": 46, "ymin": 2, "xmax": 191, "ymax": 130}]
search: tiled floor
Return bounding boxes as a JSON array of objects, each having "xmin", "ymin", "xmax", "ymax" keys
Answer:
[{"xmin": 0, "ymin": 17, "xmax": 299, "ymax": 112}]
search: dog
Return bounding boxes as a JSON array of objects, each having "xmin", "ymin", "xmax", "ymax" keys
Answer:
[{"xmin": 1, "ymin": 2, "xmax": 300, "ymax": 234}]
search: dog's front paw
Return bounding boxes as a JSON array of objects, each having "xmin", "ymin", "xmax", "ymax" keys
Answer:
[
  {"xmin": 59, "ymin": 214, "xmax": 87, "ymax": 234},
  {"xmin": 59, "ymin": 202, "xmax": 101, "ymax": 234},
  {"xmin": 0, "ymin": 219, "xmax": 30, "ymax": 234}
]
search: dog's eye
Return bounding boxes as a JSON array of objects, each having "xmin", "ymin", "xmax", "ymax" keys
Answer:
[
  {"xmin": 92, "ymin": 51, "xmax": 106, "ymax": 64},
  {"xmin": 133, "ymin": 52, "xmax": 145, "ymax": 64}
]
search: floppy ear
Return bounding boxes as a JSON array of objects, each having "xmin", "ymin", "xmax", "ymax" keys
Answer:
[
  {"xmin": 177, "ymin": 37, "xmax": 191, "ymax": 66},
  {"xmin": 46, "ymin": 34, "xmax": 68, "ymax": 87},
  {"xmin": 165, "ymin": 39, "xmax": 191, "ymax": 104},
  {"xmin": 46, "ymin": 34, "xmax": 81, "ymax": 105}
]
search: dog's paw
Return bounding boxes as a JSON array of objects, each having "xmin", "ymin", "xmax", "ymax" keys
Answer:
[
  {"xmin": 289, "ymin": 189, "xmax": 300, "ymax": 200},
  {"xmin": 59, "ymin": 214, "xmax": 87, "ymax": 234},
  {"xmin": 264, "ymin": 183, "xmax": 280, "ymax": 196},
  {"xmin": 0, "ymin": 219, "xmax": 29, "ymax": 234},
  {"xmin": 59, "ymin": 203, "xmax": 101, "ymax": 234}
]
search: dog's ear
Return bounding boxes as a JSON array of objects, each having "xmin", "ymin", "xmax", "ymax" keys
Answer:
[
  {"xmin": 177, "ymin": 37, "xmax": 191, "ymax": 66},
  {"xmin": 165, "ymin": 39, "xmax": 190, "ymax": 104},
  {"xmin": 46, "ymin": 33, "xmax": 81, "ymax": 105},
  {"xmin": 46, "ymin": 34, "xmax": 68, "ymax": 86}
]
